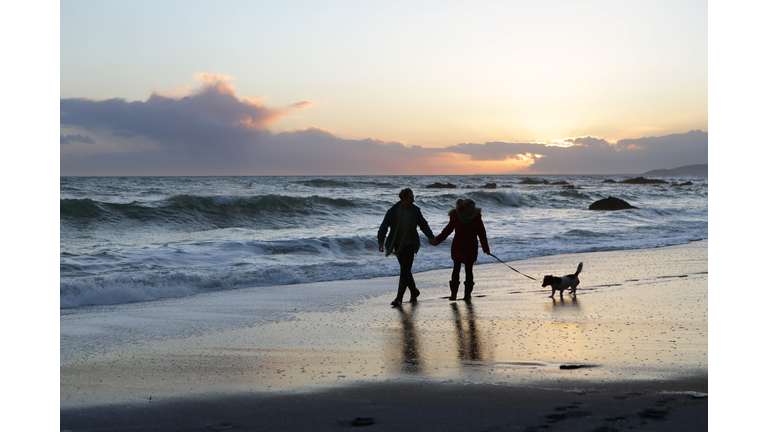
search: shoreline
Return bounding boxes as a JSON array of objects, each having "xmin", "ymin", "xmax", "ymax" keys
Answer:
[
  {"xmin": 61, "ymin": 240, "xmax": 708, "ymax": 430},
  {"xmin": 60, "ymin": 236, "xmax": 709, "ymax": 311}
]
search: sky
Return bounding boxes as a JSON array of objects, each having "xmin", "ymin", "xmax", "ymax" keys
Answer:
[{"xmin": 58, "ymin": 0, "xmax": 708, "ymax": 175}]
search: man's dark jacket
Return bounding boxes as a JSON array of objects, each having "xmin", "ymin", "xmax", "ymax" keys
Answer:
[{"xmin": 378, "ymin": 202, "xmax": 435, "ymax": 255}]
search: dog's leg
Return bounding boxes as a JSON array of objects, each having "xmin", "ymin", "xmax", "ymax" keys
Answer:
[{"xmin": 570, "ymin": 280, "xmax": 580, "ymax": 295}]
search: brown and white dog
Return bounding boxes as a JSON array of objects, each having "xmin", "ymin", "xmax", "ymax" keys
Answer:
[{"xmin": 542, "ymin": 262, "xmax": 583, "ymax": 298}]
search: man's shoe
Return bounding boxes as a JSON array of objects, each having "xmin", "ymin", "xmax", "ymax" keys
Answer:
[{"xmin": 408, "ymin": 288, "xmax": 420, "ymax": 303}]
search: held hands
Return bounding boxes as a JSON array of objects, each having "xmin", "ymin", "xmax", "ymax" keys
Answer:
[{"xmin": 429, "ymin": 238, "xmax": 438, "ymax": 246}]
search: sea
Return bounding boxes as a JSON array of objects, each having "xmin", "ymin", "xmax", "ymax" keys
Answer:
[{"xmin": 60, "ymin": 175, "xmax": 707, "ymax": 309}]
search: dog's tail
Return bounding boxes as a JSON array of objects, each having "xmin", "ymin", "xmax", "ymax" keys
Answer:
[{"xmin": 574, "ymin": 262, "xmax": 583, "ymax": 276}]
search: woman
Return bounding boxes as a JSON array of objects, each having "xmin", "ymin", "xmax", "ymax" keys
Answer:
[{"xmin": 434, "ymin": 198, "xmax": 490, "ymax": 301}]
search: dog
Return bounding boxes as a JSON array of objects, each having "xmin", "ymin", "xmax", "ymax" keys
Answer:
[{"xmin": 542, "ymin": 262, "xmax": 583, "ymax": 298}]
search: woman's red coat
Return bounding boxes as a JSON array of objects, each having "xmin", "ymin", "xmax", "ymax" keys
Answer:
[{"xmin": 435, "ymin": 212, "xmax": 490, "ymax": 264}]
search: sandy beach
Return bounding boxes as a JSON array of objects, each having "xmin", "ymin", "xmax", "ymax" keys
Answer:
[{"xmin": 61, "ymin": 240, "xmax": 707, "ymax": 431}]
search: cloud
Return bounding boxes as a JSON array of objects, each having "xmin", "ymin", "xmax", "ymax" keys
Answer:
[
  {"xmin": 60, "ymin": 74, "xmax": 314, "ymax": 164},
  {"xmin": 60, "ymin": 74, "xmax": 707, "ymax": 175},
  {"xmin": 60, "ymin": 134, "xmax": 95, "ymax": 145},
  {"xmin": 529, "ymin": 130, "xmax": 708, "ymax": 173},
  {"xmin": 431, "ymin": 130, "xmax": 707, "ymax": 174}
]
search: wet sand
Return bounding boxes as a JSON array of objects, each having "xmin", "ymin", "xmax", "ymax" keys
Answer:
[{"xmin": 61, "ymin": 240, "xmax": 707, "ymax": 431}]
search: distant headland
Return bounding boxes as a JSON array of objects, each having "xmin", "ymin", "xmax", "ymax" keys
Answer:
[{"xmin": 642, "ymin": 164, "xmax": 707, "ymax": 176}]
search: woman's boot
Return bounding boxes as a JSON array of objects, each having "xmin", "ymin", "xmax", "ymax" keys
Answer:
[
  {"xmin": 462, "ymin": 281, "xmax": 474, "ymax": 301},
  {"xmin": 448, "ymin": 280, "xmax": 460, "ymax": 300}
]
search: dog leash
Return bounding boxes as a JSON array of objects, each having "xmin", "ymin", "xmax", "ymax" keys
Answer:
[{"xmin": 489, "ymin": 253, "xmax": 539, "ymax": 282}]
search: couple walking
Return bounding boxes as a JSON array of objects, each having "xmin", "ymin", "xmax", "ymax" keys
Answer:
[{"xmin": 377, "ymin": 188, "xmax": 490, "ymax": 306}]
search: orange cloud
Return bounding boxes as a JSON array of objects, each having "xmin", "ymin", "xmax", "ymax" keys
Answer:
[
  {"xmin": 191, "ymin": 73, "xmax": 237, "ymax": 96},
  {"xmin": 146, "ymin": 73, "xmax": 317, "ymax": 131},
  {"xmin": 414, "ymin": 152, "xmax": 543, "ymax": 175}
]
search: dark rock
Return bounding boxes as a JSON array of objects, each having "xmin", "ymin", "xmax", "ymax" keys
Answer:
[
  {"xmin": 674, "ymin": 181, "xmax": 694, "ymax": 186},
  {"xmin": 589, "ymin": 197, "xmax": 637, "ymax": 210},
  {"xmin": 620, "ymin": 177, "xmax": 669, "ymax": 184},
  {"xmin": 479, "ymin": 183, "xmax": 497, "ymax": 189},
  {"xmin": 551, "ymin": 181, "xmax": 570, "ymax": 185},
  {"xmin": 520, "ymin": 178, "xmax": 549, "ymax": 185},
  {"xmin": 425, "ymin": 182, "xmax": 457, "ymax": 189},
  {"xmin": 603, "ymin": 179, "xmax": 617, "ymax": 183}
]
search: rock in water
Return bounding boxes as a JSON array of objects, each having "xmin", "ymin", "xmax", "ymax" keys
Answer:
[
  {"xmin": 620, "ymin": 177, "xmax": 668, "ymax": 184},
  {"xmin": 589, "ymin": 197, "xmax": 637, "ymax": 210},
  {"xmin": 520, "ymin": 178, "xmax": 549, "ymax": 185}
]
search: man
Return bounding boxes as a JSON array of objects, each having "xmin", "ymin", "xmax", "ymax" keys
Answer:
[{"xmin": 378, "ymin": 188, "xmax": 437, "ymax": 305}]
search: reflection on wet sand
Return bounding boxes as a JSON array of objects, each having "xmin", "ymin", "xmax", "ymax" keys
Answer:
[
  {"xmin": 392, "ymin": 304, "xmax": 422, "ymax": 374},
  {"xmin": 546, "ymin": 295, "xmax": 581, "ymax": 315},
  {"xmin": 451, "ymin": 302, "xmax": 490, "ymax": 364}
]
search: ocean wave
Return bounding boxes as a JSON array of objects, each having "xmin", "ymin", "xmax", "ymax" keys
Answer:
[
  {"xmin": 61, "ymin": 194, "xmax": 360, "ymax": 228},
  {"xmin": 60, "ymin": 269, "xmax": 305, "ymax": 308},
  {"xmin": 60, "ymin": 198, "xmax": 106, "ymax": 218},
  {"xmin": 59, "ymin": 259, "xmax": 392, "ymax": 308},
  {"xmin": 491, "ymin": 190, "xmax": 524, "ymax": 206},
  {"xmin": 455, "ymin": 190, "xmax": 525, "ymax": 207},
  {"xmin": 60, "ymin": 236, "xmax": 381, "ymax": 280},
  {"xmin": 562, "ymin": 229, "xmax": 605, "ymax": 238},
  {"xmin": 165, "ymin": 194, "xmax": 356, "ymax": 212},
  {"xmin": 555, "ymin": 189, "xmax": 593, "ymax": 199}
]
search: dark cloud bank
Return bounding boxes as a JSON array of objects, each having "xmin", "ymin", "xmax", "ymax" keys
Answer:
[{"xmin": 60, "ymin": 76, "xmax": 707, "ymax": 176}]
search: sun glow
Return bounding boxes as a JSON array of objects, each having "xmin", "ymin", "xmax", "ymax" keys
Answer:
[{"xmin": 420, "ymin": 152, "xmax": 544, "ymax": 175}]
